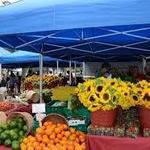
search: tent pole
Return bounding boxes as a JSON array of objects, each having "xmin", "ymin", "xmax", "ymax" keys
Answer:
[
  {"xmin": 0, "ymin": 64, "xmax": 2, "ymax": 81},
  {"xmin": 56, "ymin": 60, "xmax": 59, "ymax": 75},
  {"xmin": 74, "ymin": 61, "xmax": 77, "ymax": 85},
  {"xmin": 39, "ymin": 47, "xmax": 43, "ymax": 103},
  {"xmin": 142, "ymin": 57, "xmax": 146, "ymax": 74},
  {"xmin": 82, "ymin": 62, "xmax": 85, "ymax": 79},
  {"xmin": 69, "ymin": 60, "xmax": 72, "ymax": 85}
]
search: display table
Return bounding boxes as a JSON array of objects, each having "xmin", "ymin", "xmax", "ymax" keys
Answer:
[
  {"xmin": 86, "ymin": 135, "xmax": 150, "ymax": 150},
  {"xmin": 0, "ymin": 146, "xmax": 11, "ymax": 150}
]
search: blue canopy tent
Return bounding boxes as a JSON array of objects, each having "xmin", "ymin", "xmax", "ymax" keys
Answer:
[
  {"xmin": 0, "ymin": 0, "xmax": 149, "ymax": 61},
  {"xmin": 0, "ymin": 0, "xmax": 150, "ymax": 101},
  {"xmin": 0, "ymin": 48, "xmax": 71, "ymax": 68}
]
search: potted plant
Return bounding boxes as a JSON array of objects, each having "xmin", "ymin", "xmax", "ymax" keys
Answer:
[
  {"xmin": 135, "ymin": 80, "xmax": 150, "ymax": 129},
  {"xmin": 76, "ymin": 77, "xmax": 120, "ymax": 127}
]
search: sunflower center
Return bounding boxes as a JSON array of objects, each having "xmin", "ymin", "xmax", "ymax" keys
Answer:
[
  {"xmin": 112, "ymin": 96, "xmax": 116, "ymax": 102},
  {"xmin": 137, "ymin": 84, "xmax": 141, "ymax": 88},
  {"xmin": 103, "ymin": 93, "xmax": 109, "ymax": 101},
  {"xmin": 143, "ymin": 93, "xmax": 150, "ymax": 101},
  {"xmin": 133, "ymin": 95, "xmax": 138, "ymax": 101},
  {"xmin": 97, "ymin": 86, "xmax": 103, "ymax": 92},
  {"xmin": 96, "ymin": 93, "xmax": 100, "ymax": 98},
  {"xmin": 89, "ymin": 95, "xmax": 95, "ymax": 102},
  {"xmin": 124, "ymin": 93, "xmax": 128, "ymax": 96},
  {"xmin": 87, "ymin": 86, "xmax": 91, "ymax": 92},
  {"xmin": 111, "ymin": 82, "xmax": 115, "ymax": 85}
]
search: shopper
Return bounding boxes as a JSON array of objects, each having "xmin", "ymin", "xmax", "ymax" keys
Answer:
[
  {"xmin": 145, "ymin": 65, "xmax": 150, "ymax": 81},
  {"xmin": 7, "ymin": 71, "xmax": 16, "ymax": 96},
  {"xmin": 100, "ymin": 63, "xmax": 112, "ymax": 78},
  {"xmin": 0, "ymin": 75, "xmax": 7, "ymax": 87},
  {"xmin": 0, "ymin": 75, "xmax": 7, "ymax": 99},
  {"xmin": 16, "ymin": 72, "xmax": 22, "ymax": 94}
]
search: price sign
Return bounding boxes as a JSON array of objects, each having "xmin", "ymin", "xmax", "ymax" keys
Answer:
[
  {"xmin": 32, "ymin": 103, "xmax": 46, "ymax": 113},
  {"xmin": 32, "ymin": 103, "xmax": 46, "ymax": 127}
]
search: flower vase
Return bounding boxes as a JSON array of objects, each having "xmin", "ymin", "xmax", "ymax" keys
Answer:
[
  {"xmin": 139, "ymin": 107, "xmax": 150, "ymax": 129},
  {"xmin": 91, "ymin": 109, "xmax": 117, "ymax": 127}
]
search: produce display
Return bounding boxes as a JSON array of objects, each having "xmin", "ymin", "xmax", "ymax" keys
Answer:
[
  {"xmin": 88, "ymin": 125, "xmax": 114, "ymax": 136},
  {"xmin": 24, "ymin": 75, "xmax": 62, "ymax": 90},
  {"xmin": 51, "ymin": 86, "xmax": 76, "ymax": 101},
  {"xmin": 0, "ymin": 116, "xmax": 28, "ymax": 150},
  {"xmin": 0, "ymin": 101, "xmax": 18, "ymax": 112},
  {"xmin": 76, "ymin": 78, "xmax": 150, "ymax": 111},
  {"xmin": 21, "ymin": 121, "xmax": 86, "ymax": 150}
]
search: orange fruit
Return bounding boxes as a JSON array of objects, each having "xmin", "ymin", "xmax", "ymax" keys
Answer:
[
  {"xmin": 57, "ymin": 133, "xmax": 62, "ymax": 139},
  {"xmin": 79, "ymin": 135, "xmax": 85, "ymax": 143},
  {"xmin": 70, "ymin": 128, "xmax": 76, "ymax": 134},
  {"xmin": 20, "ymin": 143, "xmax": 27, "ymax": 150},
  {"xmin": 64, "ymin": 131, "xmax": 71, "ymax": 138},
  {"xmin": 54, "ymin": 127, "xmax": 61, "ymax": 134},
  {"xmin": 35, "ymin": 146, "xmax": 42, "ymax": 150},
  {"xmin": 23, "ymin": 138, "xmax": 28, "ymax": 144},
  {"xmin": 54, "ymin": 138, "xmax": 60, "ymax": 144},
  {"xmin": 49, "ymin": 133, "xmax": 56, "ymax": 140},
  {"xmin": 36, "ymin": 128, "xmax": 45, "ymax": 135},
  {"xmin": 27, "ymin": 146, "xmax": 34, "ymax": 150},
  {"xmin": 33, "ymin": 142, "xmax": 39, "ymax": 147},
  {"xmin": 63, "ymin": 124, "xmax": 68, "ymax": 130},
  {"xmin": 62, "ymin": 136, "xmax": 67, "ymax": 141}
]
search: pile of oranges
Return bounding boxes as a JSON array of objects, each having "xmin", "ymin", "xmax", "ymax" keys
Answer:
[{"xmin": 21, "ymin": 121, "xmax": 86, "ymax": 150}]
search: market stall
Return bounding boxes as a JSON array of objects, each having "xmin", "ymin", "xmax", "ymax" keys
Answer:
[{"xmin": 0, "ymin": 0, "xmax": 149, "ymax": 150}]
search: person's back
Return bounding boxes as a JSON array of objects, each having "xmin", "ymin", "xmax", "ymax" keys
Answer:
[{"xmin": 0, "ymin": 78, "xmax": 7, "ymax": 87}]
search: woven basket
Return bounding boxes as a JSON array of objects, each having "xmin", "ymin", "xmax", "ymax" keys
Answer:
[
  {"xmin": 42, "ymin": 113, "xmax": 68, "ymax": 126},
  {"xmin": 7, "ymin": 112, "xmax": 34, "ymax": 135},
  {"xmin": 91, "ymin": 109, "xmax": 117, "ymax": 127},
  {"xmin": 0, "ymin": 112, "xmax": 7, "ymax": 125},
  {"xmin": 26, "ymin": 91, "xmax": 39, "ymax": 103},
  {"xmin": 139, "ymin": 107, "xmax": 150, "ymax": 129}
]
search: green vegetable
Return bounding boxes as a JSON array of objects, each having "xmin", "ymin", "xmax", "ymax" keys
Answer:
[
  {"xmin": 17, "ymin": 123, "xmax": 23, "ymax": 129},
  {"xmin": 17, "ymin": 118, "xmax": 26, "ymax": 126},
  {"xmin": 0, "ymin": 128, "xmax": 3, "ymax": 134},
  {"xmin": 0, "ymin": 132, "xmax": 8, "ymax": 140},
  {"xmin": 10, "ymin": 132, "xmax": 18, "ymax": 140},
  {"xmin": 4, "ymin": 139, "xmax": 11, "ymax": 147},
  {"xmin": 12, "ymin": 140, "xmax": 20, "ymax": 150},
  {"xmin": 1, "ymin": 124, "xmax": 8, "ymax": 130},
  {"xmin": 9, "ymin": 121, "xmax": 17, "ymax": 129},
  {"xmin": 23, "ymin": 125, "xmax": 28, "ymax": 132},
  {"xmin": 4, "ymin": 130, "xmax": 10, "ymax": 136},
  {"xmin": 19, "ymin": 131, "xmax": 24, "ymax": 137}
]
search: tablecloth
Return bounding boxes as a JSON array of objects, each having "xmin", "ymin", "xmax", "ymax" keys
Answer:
[
  {"xmin": 86, "ymin": 135, "xmax": 150, "ymax": 150},
  {"xmin": 0, "ymin": 146, "xmax": 11, "ymax": 150}
]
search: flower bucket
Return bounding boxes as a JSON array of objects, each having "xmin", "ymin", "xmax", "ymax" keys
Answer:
[
  {"xmin": 91, "ymin": 109, "xmax": 117, "ymax": 127},
  {"xmin": 139, "ymin": 107, "xmax": 150, "ymax": 129}
]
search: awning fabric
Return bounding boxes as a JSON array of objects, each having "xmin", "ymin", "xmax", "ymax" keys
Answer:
[
  {"xmin": 0, "ymin": 48, "xmax": 69, "ymax": 68},
  {"xmin": 0, "ymin": 0, "xmax": 149, "ymax": 61}
]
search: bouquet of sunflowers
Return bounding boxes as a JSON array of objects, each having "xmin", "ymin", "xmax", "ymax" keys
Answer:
[
  {"xmin": 134, "ymin": 80, "xmax": 150, "ymax": 109},
  {"xmin": 76, "ymin": 77, "xmax": 139, "ymax": 112},
  {"xmin": 76, "ymin": 77, "xmax": 130, "ymax": 112}
]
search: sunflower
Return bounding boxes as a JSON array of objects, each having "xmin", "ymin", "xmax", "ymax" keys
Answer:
[
  {"xmin": 99, "ymin": 90, "xmax": 112, "ymax": 104},
  {"xmin": 141, "ymin": 89, "xmax": 150, "ymax": 106},
  {"xmin": 88, "ymin": 103, "xmax": 101, "ymax": 112}
]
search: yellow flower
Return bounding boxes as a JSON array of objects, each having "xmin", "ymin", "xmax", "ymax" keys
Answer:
[{"xmin": 99, "ymin": 90, "xmax": 111, "ymax": 104}]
